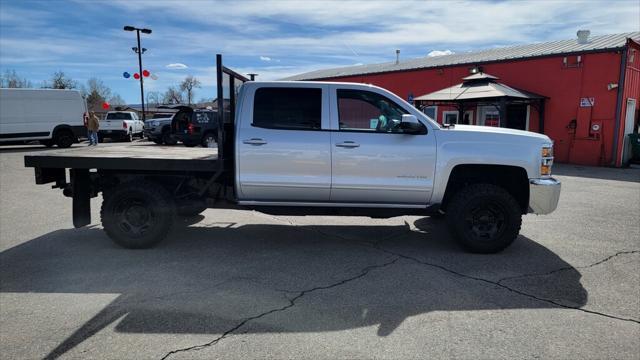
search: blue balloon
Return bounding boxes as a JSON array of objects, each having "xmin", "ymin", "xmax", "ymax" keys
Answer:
[{"xmin": 123, "ymin": 72, "xmax": 130, "ymax": 79}]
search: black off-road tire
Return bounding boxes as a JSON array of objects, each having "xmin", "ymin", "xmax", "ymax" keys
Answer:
[
  {"xmin": 446, "ymin": 183, "xmax": 522, "ymax": 254},
  {"xmin": 101, "ymin": 181, "xmax": 175, "ymax": 249},
  {"xmin": 162, "ymin": 128, "xmax": 177, "ymax": 145},
  {"xmin": 54, "ymin": 129, "xmax": 75, "ymax": 148},
  {"xmin": 152, "ymin": 138, "xmax": 164, "ymax": 145}
]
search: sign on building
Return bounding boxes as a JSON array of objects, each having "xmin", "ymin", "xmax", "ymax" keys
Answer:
[{"xmin": 580, "ymin": 97, "xmax": 595, "ymax": 107}]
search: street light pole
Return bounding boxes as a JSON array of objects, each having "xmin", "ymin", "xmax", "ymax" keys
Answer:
[
  {"xmin": 124, "ymin": 26, "xmax": 152, "ymax": 121},
  {"xmin": 135, "ymin": 30, "xmax": 145, "ymax": 121}
]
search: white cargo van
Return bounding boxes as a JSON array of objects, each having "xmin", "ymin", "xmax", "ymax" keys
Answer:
[{"xmin": 0, "ymin": 88, "xmax": 87, "ymax": 148}]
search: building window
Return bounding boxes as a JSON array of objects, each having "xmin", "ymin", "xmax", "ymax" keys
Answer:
[
  {"xmin": 442, "ymin": 110, "xmax": 474, "ymax": 125},
  {"xmin": 442, "ymin": 111, "xmax": 458, "ymax": 125},
  {"xmin": 422, "ymin": 106, "xmax": 437, "ymax": 122},
  {"xmin": 253, "ymin": 88, "xmax": 322, "ymax": 130}
]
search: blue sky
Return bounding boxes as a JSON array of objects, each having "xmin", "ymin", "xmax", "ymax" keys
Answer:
[{"xmin": 1, "ymin": 0, "xmax": 638, "ymax": 103}]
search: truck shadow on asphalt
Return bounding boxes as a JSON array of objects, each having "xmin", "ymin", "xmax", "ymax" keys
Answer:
[{"xmin": 0, "ymin": 217, "xmax": 588, "ymax": 359}]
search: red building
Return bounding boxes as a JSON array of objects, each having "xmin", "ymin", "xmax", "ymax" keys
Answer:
[{"xmin": 287, "ymin": 32, "xmax": 640, "ymax": 167}]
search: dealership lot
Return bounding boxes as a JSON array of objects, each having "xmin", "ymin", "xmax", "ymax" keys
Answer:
[{"xmin": 1, "ymin": 144, "xmax": 638, "ymax": 359}]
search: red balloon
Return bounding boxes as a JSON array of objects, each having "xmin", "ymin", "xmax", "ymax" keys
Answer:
[
  {"xmin": 142, "ymin": 70, "xmax": 150, "ymax": 77},
  {"xmin": 102, "ymin": 102, "xmax": 110, "ymax": 110},
  {"xmin": 133, "ymin": 73, "xmax": 140, "ymax": 79}
]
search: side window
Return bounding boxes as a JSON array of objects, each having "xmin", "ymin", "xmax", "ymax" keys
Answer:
[
  {"xmin": 443, "ymin": 111, "xmax": 458, "ymax": 125},
  {"xmin": 195, "ymin": 113, "xmax": 210, "ymax": 124},
  {"xmin": 253, "ymin": 88, "xmax": 321, "ymax": 130},
  {"xmin": 337, "ymin": 89, "xmax": 409, "ymax": 133}
]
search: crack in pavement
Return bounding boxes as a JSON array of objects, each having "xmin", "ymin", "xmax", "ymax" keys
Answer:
[
  {"xmin": 160, "ymin": 257, "xmax": 399, "ymax": 360},
  {"xmin": 261, "ymin": 214, "xmax": 640, "ymax": 324},
  {"xmin": 496, "ymin": 250, "xmax": 640, "ymax": 285}
]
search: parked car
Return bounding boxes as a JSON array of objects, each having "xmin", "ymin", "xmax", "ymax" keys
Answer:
[
  {"xmin": 0, "ymin": 88, "xmax": 87, "ymax": 148},
  {"xmin": 98, "ymin": 111, "xmax": 144, "ymax": 142},
  {"xmin": 171, "ymin": 107, "xmax": 221, "ymax": 147},
  {"xmin": 144, "ymin": 113, "xmax": 176, "ymax": 145},
  {"xmin": 24, "ymin": 57, "xmax": 561, "ymax": 254}
]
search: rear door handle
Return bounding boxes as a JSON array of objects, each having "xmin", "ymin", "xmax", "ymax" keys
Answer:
[
  {"xmin": 243, "ymin": 138, "xmax": 267, "ymax": 145},
  {"xmin": 336, "ymin": 141, "xmax": 360, "ymax": 148}
]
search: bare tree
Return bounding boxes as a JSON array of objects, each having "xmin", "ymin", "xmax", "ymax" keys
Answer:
[
  {"xmin": 109, "ymin": 93, "xmax": 126, "ymax": 106},
  {"xmin": 162, "ymin": 86, "xmax": 183, "ymax": 105},
  {"xmin": 146, "ymin": 91, "xmax": 161, "ymax": 107},
  {"xmin": 0, "ymin": 69, "xmax": 32, "ymax": 88},
  {"xmin": 43, "ymin": 71, "xmax": 77, "ymax": 89},
  {"xmin": 179, "ymin": 75, "xmax": 201, "ymax": 105},
  {"xmin": 83, "ymin": 77, "xmax": 113, "ymax": 112}
]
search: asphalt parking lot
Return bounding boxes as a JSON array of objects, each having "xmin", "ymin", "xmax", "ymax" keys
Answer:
[{"xmin": 1, "ymin": 143, "xmax": 639, "ymax": 359}]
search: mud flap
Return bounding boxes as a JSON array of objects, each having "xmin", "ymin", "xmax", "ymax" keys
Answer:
[{"xmin": 71, "ymin": 169, "xmax": 91, "ymax": 228}]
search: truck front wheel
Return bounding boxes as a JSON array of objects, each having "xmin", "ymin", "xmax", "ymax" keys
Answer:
[
  {"xmin": 101, "ymin": 181, "xmax": 175, "ymax": 249},
  {"xmin": 446, "ymin": 184, "xmax": 522, "ymax": 254}
]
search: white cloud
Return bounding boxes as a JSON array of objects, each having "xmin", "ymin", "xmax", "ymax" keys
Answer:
[
  {"xmin": 260, "ymin": 56, "xmax": 272, "ymax": 61},
  {"xmin": 427, "ymin": 50, "xmax": 454, "ymax": 57},
  {"xmin": 165, "ymin": 63, "xmax": 188, "ymax": 70}
]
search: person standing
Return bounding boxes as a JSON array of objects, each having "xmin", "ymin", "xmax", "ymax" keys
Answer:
[{"xmin": 87, "ymin": 111, "xmax": 100, "ymax": 146}]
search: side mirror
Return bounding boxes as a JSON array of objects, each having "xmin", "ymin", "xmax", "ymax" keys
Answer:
[{"xmin": 400, "ymin": 114, "xmax": 424, "ymax": 133}]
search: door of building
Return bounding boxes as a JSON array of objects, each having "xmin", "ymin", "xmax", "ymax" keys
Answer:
[
  {"xmin": 506, "ymin": 104, "xmax": 528, "ymax": 130},
  {"xmin": 621, "ymin": 98, "xmax": 637, "ymax": 165}
]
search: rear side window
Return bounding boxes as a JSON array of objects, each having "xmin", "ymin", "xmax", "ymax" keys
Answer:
[
  {"xmin": 195, "ymin": 112, "xmax": 213, "ymax": 124},
  {"xmin": 106, "ymin": 112, "xmax": 132, "ymax": 120},
  {"xmin": 253, "ymin": 88, "xmax": 321, "ymax": 130}
]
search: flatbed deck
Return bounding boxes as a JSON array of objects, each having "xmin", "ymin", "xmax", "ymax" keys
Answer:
[{"xmin": 24, "ymin": 143, "xmax": 219, "ymax": 172}]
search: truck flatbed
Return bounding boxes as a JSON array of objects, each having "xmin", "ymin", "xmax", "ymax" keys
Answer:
[{"xmin": 24, "ymin": 143, "xmax": 219, "ymax": 172}]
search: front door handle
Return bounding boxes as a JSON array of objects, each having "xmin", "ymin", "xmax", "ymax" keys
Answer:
[
  {"xmin": 336, "ymin": 141, "xmax": 360, "ymax": 148},
  {"xmin": 243, "ymin": 138, "xmax": 267, "ymax": 145}
]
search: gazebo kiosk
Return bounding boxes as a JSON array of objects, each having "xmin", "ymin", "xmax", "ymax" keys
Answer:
[{"xmin": 414, "ymin": 72, "xmax": 546, "ymax": 132}]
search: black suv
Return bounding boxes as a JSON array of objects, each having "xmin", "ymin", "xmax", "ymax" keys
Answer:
[{"xmin": 171, "ymin": 107, "xmax": 219, "ymax": 147}]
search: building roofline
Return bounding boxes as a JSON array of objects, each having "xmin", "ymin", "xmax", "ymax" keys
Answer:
[
  {"xmin": 286, "ymin": 32, "xmax": 639, "ymax": 81},
  {"xmin": 297, "ymin": 46, "xmax": 628, "ymax": 81}
]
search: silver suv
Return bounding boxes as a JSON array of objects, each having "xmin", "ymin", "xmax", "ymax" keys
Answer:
[{"xmin": 144, "ymin": 113, "xmax": 176, "ymax": 145}]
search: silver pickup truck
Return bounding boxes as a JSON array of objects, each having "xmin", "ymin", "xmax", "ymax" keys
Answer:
[{"xmin": 24, "ymin": 56, "xmax": 560, "ymax": 253}]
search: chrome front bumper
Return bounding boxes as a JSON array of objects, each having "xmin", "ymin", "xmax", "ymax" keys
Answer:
[{"xmin": 528, "ymin": 177, "xmax": 561, "ymax": 215}]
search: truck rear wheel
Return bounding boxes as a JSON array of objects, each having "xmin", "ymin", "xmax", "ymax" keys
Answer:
[
  {"xmin": 446, "ymin": 184, "xmax": 522, "ymax": 254},
  {"xmin": 101, "ymin": 181, "xmax": 175, "ymax": 249}
]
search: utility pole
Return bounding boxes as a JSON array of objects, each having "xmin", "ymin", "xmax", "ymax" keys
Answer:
[{"xmin": 124, "ymin": 26, "xmax": 152, "ymax": 121}]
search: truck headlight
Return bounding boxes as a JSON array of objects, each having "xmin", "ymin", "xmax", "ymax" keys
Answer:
[
  {"xmin": 151, "ymin": 120, "xmax": 159, "ymax": 127},
  {"xmin": 541, "ymin": 146, "xmax": 553, "ymax": 176}
]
